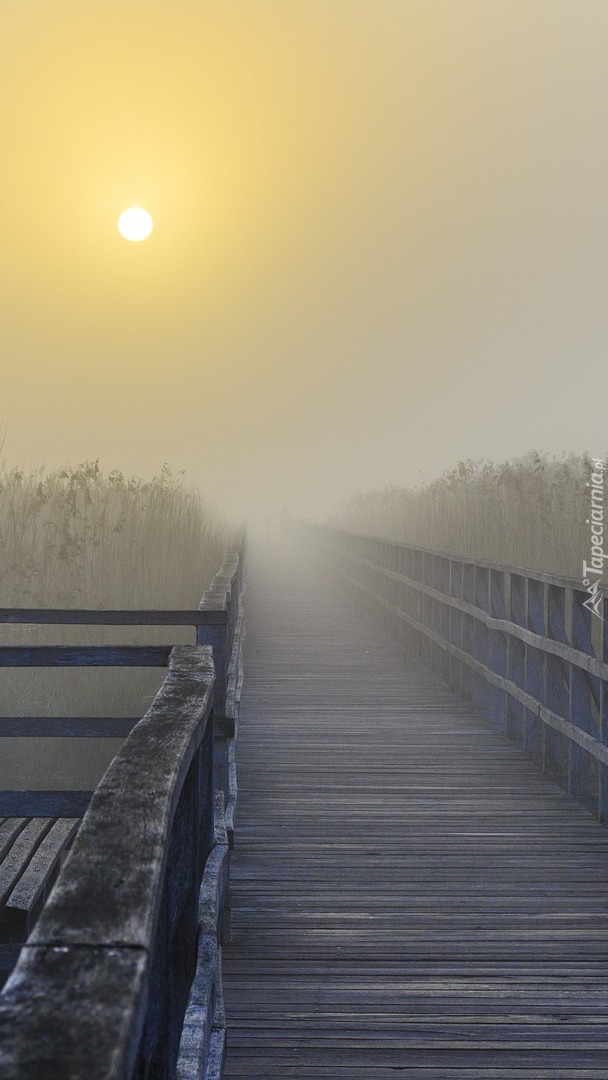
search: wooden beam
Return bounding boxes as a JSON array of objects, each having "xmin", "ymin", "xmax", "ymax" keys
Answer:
[
  {"xmin": 0, "ymin": 646, "xmax": 172, "ymax": 667},
  {"xmin": 0, "ymin": 717, "xmax": 139, "ymax": 738},
  {"xmin": 0, "ymin": 793, "xmax": 92, "ymax": 817},
  {"xmin": 0, "ymin": 608, "xmax": 228, "ymax": 626}
]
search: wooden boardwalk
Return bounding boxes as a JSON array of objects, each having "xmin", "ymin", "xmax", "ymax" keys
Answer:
[{"xmin": 222, "ymin": 541, "xmax": 608, "ymax": 1078}]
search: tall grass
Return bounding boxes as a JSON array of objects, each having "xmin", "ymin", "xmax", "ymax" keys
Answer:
[
  {"xmin": 0, "ymin": 461, "xmax": 230, "ymax": 790},
  {"xmin": 332, "ymin": 451, "xmax": 605, "ymax": 579}
]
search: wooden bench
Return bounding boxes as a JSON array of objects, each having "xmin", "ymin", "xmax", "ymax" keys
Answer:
[{"xmin": 0, "ymin": 816, "xmax": 80, "ymax": 987}]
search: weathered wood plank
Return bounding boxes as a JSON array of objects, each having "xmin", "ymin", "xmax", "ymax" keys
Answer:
[
  {"xmin": 219, "ymin": 1070, "xmax": 608, "ymax": 1079},
  {"xmin": 0, "ymin": 608, "xmax": 228, "ymax": 625},
  {"xmin": 0, "ymin": 646, "xmax": 172, "ymax": 667},
  {"xmin": 0, "ymin": 945, "xmax": 148, "ymax": 1079},
  {"xmin": 0, "ymin": 717, "xmax": 139, "ymax": 737},
  {"xmin": 0, "ymin": 820, "xmax": 54, "ymax": 906},
  {"xmin": 0, "ymin": 822, "xmax": 27, "ymax": 864},
  {"xmin": 2, "ymin": 820, "xmax": 80, "ymax": 941},
  {"xmin": 0, "ymin": 793, "xmax": 92, "ymax": 818}
]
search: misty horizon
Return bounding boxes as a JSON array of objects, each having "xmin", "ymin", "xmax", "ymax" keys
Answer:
[{"xmin": 2, "ymin": 2, "xmax": 607, "ymax": 525}]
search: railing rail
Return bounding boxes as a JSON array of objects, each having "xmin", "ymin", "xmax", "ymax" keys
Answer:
[
  {"xmin": 0, "ymin": 534, "xmax": 246, "ymax": 1078},
  {"xmin": 300, "ymin": 521, "xmax": 608, "ymax": 822},
  {"xmin": 0, "ymin": 544, "xmax": 245, "ymax": 818},
  {"xmin": 0, "ymin": 608, "xmax": 227, "ymax": 736},
  {"xmin": 0, "ymin": 609, "xmax": 228, "ymax": 625}
]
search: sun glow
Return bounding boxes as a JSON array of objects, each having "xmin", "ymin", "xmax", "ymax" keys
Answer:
[{"xmin": 118, "ymin": 207, "xmax": 153, "ymax": 242}]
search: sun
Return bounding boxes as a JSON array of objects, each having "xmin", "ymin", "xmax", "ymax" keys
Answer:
[{"xmin": 118, "ymin": 207, "xmax": 153, "ymax": 242}]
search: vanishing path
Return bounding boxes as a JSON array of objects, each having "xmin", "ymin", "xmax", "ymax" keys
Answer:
[{"xmin": 222, "ymin": 541, "xmax": 608, "ymax": 1078}]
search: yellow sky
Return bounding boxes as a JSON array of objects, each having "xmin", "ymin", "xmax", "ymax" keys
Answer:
[{"xmin": 2, "ymin": 1, "xmax": 608, "ymax": 523}]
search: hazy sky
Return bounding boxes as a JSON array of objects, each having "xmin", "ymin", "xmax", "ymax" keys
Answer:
[{"xmin": 2, "ymin": 1, "xmax": 607, "ymax": 524}]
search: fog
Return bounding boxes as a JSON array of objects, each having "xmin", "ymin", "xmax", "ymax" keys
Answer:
[{"xmin": 2, "ymin": 1, "xmax": 607, "ymax": 528}]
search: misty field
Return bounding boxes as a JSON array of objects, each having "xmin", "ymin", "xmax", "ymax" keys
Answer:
[
  {"xmin": 333, "ymin": 451, "xmax": 605, "ymax": 580},
  {"xmin": 0, "ymin": 461, "xmax": 229, "ymax": 789}
]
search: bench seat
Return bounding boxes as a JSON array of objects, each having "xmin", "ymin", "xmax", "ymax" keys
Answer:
[{"xmin": 0, "ymin": 816, "xmax": 80, "ymax": 986}]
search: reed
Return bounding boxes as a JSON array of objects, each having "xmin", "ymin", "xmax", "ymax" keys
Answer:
[
  {"xmin": 332, "ymin": 451, "xmax": 606, "ymax": 579},
  {"xmin": 0, "ymin": 460, "xmax": 229, "ymax": 789}
]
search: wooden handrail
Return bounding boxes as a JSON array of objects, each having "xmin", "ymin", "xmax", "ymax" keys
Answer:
[
  {"xmin": 320, "ymin": 540, "xmax": 608, "ymax": 680},
  {"xmin": 0, "ymin": 646, "xmax": 215, "ymax": 1076},
  {"xmin": 300, "ymin": 521, "xmax": 608, "ymax": 823},
  {"xmin": 0, "ymin": 532, "xmax": 247, "ymax": 1077},
  {"xmin": 315, "ymin": 521, "xmax": 608, "ymax": 593}
]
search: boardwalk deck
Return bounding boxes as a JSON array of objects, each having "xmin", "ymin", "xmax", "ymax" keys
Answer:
[{"xmin": 222, "ymin": 541, "xmax": 608, "ymax": 1078}]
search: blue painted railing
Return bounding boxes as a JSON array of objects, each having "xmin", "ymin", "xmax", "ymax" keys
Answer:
[{"xmin": 301, "ymin": 522, "xmax": 608, "ymax": 822}]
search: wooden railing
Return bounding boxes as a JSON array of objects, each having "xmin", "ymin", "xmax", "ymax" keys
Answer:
[
  {"xmin": 0, "ymin": 542, "xmax": 244, "ymax": 823},
  {"xmin": 0, "ymin": 608, "xmax": 226, "ymax": 819},
  {"xmin": 0, "ymin": 537, "xmax": 245, "ymax": 1078},
  {"xmin": 300, "ymin": 522, "xmax": 608, "ymax": 822}
]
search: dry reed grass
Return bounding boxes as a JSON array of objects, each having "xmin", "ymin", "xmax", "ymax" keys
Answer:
[
  {"xmin": 332, "ymin": 451, "xmax": 605, "ymax": 580},
  {"xmin": 0, "ymin": 460, "xmax": 230, "ymax": 789}
]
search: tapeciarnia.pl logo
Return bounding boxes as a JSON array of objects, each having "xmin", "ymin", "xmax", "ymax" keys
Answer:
[{"xmin": 582, "ymin": 458, "xmax": 605, "ymax": 621}]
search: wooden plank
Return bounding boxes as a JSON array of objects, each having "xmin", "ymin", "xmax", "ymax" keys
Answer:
[
  {"xmin": 3, "ymin": 820, "xmax": 80, "ymax": 940},
  {"xmin": 218, "ymin": 1070, "xmax": 608, "ymax": 1079},
  {"xmin": 0, "ymin": 646, "xmax": 172, "ymax": 667},
  {"xmin": 0, "ymin": 608, "xmax": 228, "ymax": 626},
  {"xmin": 0, "ymin": 944, "xmax": 148, "ymax": 1078},
  {"xmin": 0, "ymin": 819, "xmax": 54, "ymax": 906},
  {"xmin": 0, "ymin": 717, "xmax": 139, "ymax": 738},
  {"xmin": 0, "ymin": 822, "xmax": 27, "ymax": 864},
  {"xmin": 0, "ymin": 793, "xmax": 92, "ymax": 818}
]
